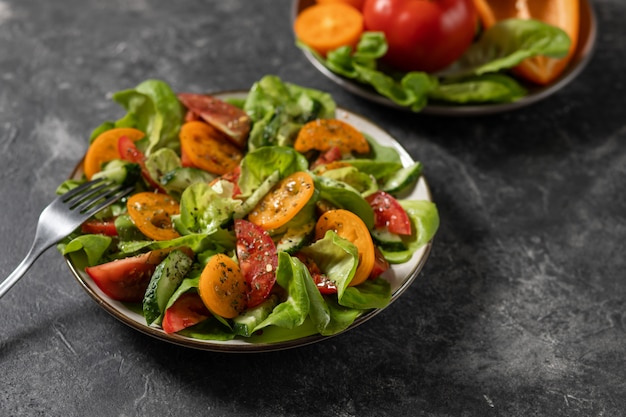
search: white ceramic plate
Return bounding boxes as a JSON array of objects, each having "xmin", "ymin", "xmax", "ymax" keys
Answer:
[
  {"xmin": 65, "ymin": 92, "xmax": 435, "ymax": 352},
  {"xmin": 292, "ymin": 0, "xmax": 597, "ymax": 116}
]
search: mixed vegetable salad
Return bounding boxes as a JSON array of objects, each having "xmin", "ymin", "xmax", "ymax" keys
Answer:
[
  {"xmin": 297, "ymin": 14, "xmax": 573, "ymax": 111},
  {"xmin": 57, "ymin": 75, "xmax": 439, "ymax": 342}
]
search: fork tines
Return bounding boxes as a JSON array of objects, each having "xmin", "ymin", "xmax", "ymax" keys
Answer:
[{"xmin": 64, "ymin": 179, "xmax": 134, "ymax": 217}]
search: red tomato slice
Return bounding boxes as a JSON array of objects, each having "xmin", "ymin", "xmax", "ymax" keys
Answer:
[
  {"xmin": 312, "ymin": 273, "xmax": 338, "ymax": 294},
  {"xmin": 85, "ymin": 248, "xmax": 192, "ymax": 302},
  {"xmin": 234, "ymin": 219, "xmax": 278, "ymax": 308},
  {"xmin": 81, "ymin": 218, "xmax": 118, "ymax": 236},
  {"xmin": 369, "ymin": 246, "xmax": 390, "ymax": 279},
  {"xmin": 294, "ymin": 252, "xmax": 337, "ymax": 294},
  {"xmin": 366, "ymin": 190, "xmax": 412, "ymax": 235},
  {"xmin": 209, "ymin": 165, "xmax": 242, "ymax": 197},
  {"xmin": 117, "ymin": 135, "xmax": 166, "ymax": 192},
  {"xmin": 177, "ymin": 93, "xmax": 251, "ymax": 149},
  {"xmin": 162, "ymin": 292, "xmax": 211, "ymax": 334},
  {"xmin": 310, "ymin": 146, "xmax": 343, "ymax": 170},
  {"xmin": 85, "ymin": 249, "xmax": 173, "ymax": 302}
]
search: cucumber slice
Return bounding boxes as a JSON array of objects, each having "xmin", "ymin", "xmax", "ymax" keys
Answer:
[
  {"xmin": 143, "ymin": 250, "xmax": 194, "ymax": 326},
  {"xmin": 93, "ymin": 159, "xmax": 141, "ymax": 187},
  {"xmin": 233, "ymin": 294, "xmax": 280, "ymax": 337},
  {"xmin": 379, "ymin": 248, "xmax": 413, "ymax": 265},
  {"xmin": 276, "ymin": 221, "xmax": 315, "ymax": 254},
  {"xmin": 371, "ymin": 228, "xmax": 407, "ymax": 252},
  {"xmin": 382, "ymin": 162, "xmax": 423, "ymax": 195}
]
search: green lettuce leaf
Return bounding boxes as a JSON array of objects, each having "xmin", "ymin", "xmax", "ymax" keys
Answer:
[
  {"xmin": 314, "ymin": 176, "xmax": 375, "ymax": 229},
  {"xmin": 243, "ymin": 75, "xmax": 336, "ymax": 149},
  {"xmin": 302, "ymin": 18, "xmax": 572, "ymax": 110},
  {"xmin": 363, "ymin": 133, "xmax": 403, "ymax": 164},
  {"xmin": 300, "ymin": 230, "xmax": 358, "ymax": 300},
  {"xmin": 339, "ymin": 278, "xmax": 391, "ymax": 310},
  {"xmin": 238, "ymin": 146, "xmax": 308, "ymax": 196},
  {"xmin": 301, "ymin": 263, "xmax": 362, "ymax": 336},
  {"xmin": 320, "ymin": 166, "xmax": 378, "ymax": 196},
  {"xmin": 253, "ymin": 252, "xmax": 311, "ymax": 331},
  {"xmin": 91, "ymin": 79, "xmax": 184, "ymax": 155},
  {"xmin": 429, "ymin": 73, "xmax": 527, "ymax": 104},
  {"xmin": 176, "ymin": 182, "xmax": 241, "ymax": 235},
  {"xmin": 445, "ymin": 18, "xmax": 572, "ymax": 77},
  {"xmin": 381, "ymin": 200, "xmax": 440, "ymax": 264},
  {"xmin": 60, "ymin": 234, "xmax": 112, "ymax": 266},
  {"xmin": 116, "ymin": 230, "xmax": 235, "ymax": 258},
  {"xmin": 144, "ymin": 147, "xmax": 182, "ymax": 186}
]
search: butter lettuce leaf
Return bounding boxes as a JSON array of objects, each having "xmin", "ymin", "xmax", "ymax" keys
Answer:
[
  {"xmin": 253, "ymin": 252, "xmax": 311, "ymax": 332},
  {"xmin": 300, "ymin": 230, "xmax": 358, "ymax": 300},
  {"xmin": 60, "ymin": 234, "xmax": 112, "ymax": 266},
  {"xmin": 315, "ymin": 176, "xmax": 375, "ymax": 229},
  {"xmin": 243, "ymin": 75, "xmax": 336, "ymax": 150},
  {"xmin": 302, "ymin": 18, "xmax": 572, "ymax": 110},
  {"xmin": 445, "ymin": 18, "xmax": 572, "ymax": 77},
  {"xmin": 381, "ymin": 200, "xmax": 440, "ymax": 264},
  {"xmin": 91, "ymin": 79, "xmax": 184, "ymax": 155},
  {"xmin": 238, "ymin": 146, "xmax": 308, "ymax": 196},
  {"xmin": 176, "ymin": 182, "xmax": 241, "ymax": 235},
  {"xmin": 340, "ymin": 278, "xmax": 391, "ymax": 310}
]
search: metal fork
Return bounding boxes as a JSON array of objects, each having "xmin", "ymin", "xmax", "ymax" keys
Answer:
[{"xmin": 0, "ymin": 178, "xmax": 134, "ymax": 299}]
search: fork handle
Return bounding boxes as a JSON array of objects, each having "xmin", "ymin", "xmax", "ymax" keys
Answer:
[{"xmin": 0, "ymin": 240, "xmax": 50, "ymax": 299}]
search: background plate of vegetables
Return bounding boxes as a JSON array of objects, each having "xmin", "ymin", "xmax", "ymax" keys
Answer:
[
  {"xmin": 292, "ymin": 0, "xmax": 597, "ymax": 115},
  {"xmin": 59, "ymin": 76, "xmax": 439, "ymax": 352}
]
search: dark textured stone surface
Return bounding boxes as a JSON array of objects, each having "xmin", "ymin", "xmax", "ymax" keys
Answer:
[{"xmin": 1, "ymin": 0, "xmax": 624, "ymax": 416}]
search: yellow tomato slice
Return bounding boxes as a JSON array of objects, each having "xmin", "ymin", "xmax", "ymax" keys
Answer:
[
  {"xmin": 83, "ymin": 128, "xmax": 145, "ymax": 179},
  {"xmin": 127, "ymin": 192, "xmax": 180, "ymax": 241},
  {"xmin": 248, "ymin": 171, "xmax": 315, "ymax": 231},
  {"xmin": 198, "ymin": 253, "xmax": 247, "ymax": 319}
]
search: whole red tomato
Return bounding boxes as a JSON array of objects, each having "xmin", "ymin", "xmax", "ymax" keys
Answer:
[{"xmin": 362, "ymin": 0, "xmax": 477, "ymax": 73}]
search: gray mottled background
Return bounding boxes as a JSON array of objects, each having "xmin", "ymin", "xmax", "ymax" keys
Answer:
[{"xmin": 1, "ymin": 0, "xmax": 625, "ymax": 416}]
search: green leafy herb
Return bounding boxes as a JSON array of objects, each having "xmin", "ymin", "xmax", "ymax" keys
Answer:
[{"xmin": 299, "ymin": 18, "xmax": 572, "ymax": 111}]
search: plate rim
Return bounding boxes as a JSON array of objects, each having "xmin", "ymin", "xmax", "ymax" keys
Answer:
[
  {"xmin": 291, "ymin": 0, "xmax": 598, "ymax": 116},
  {"xmin": 65, "ymin": 92, "xmax": 436, "ymax": 352}
]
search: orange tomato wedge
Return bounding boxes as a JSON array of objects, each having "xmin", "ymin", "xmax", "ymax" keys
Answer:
[
  {"xmin": 198, "ymin": 253, "xmax": 247, "ymax": 319},
  {"xmin": 127, "ymin": 192, "xmax": 181, "ymax": 241},
  {"xmin": 294, "ymin": 3, "xmax": 364, "ymax": 56},
  {"xmin": 473, "ymin": 0, "xmax": 580, "ymax": 85},
  {"xmin": 83, "ymin": 128, "xmax": 145, "ymax": 179}
]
